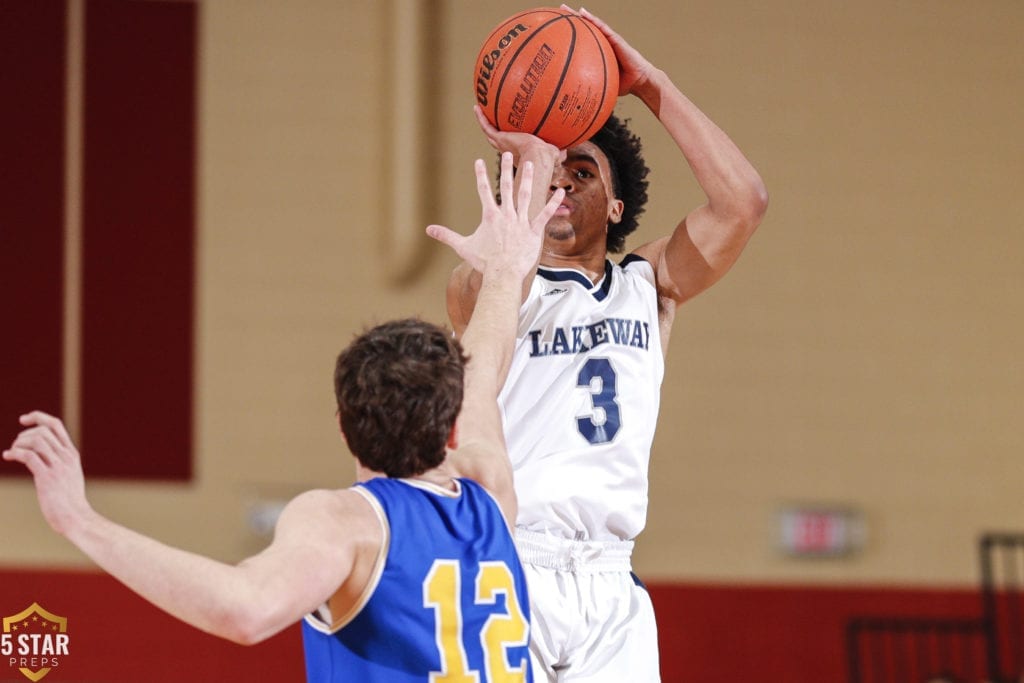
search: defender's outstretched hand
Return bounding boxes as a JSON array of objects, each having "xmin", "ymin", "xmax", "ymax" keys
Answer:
[
  {"xmin": 427, "ymin": 151, "xmax": 564, "ymax": 280},
  {"xmin": 3, "ymin": 411, "xmax": 91, "ymax": 536}
]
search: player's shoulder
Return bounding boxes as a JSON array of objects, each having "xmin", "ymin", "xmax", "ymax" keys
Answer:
[
  {"xmin": 285, "ymin": 487, "xmax": 377, "ymax": 525},
  {"xmin": 269, "ymin": 488, "xmax": 382, "ymax": 561}
]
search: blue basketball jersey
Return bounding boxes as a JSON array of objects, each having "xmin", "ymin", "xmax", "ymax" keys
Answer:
[{"xmin": 302, "ymin": 477, "xmax": 533, "ymax": 682}]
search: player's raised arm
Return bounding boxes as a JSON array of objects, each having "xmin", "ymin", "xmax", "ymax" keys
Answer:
[
  {"xmin": 575, "ymin": 6, "xmax": 768, "ymax": 306},
  {"xmin": 427, "ymin": 152, "xmax": 562, "ymax": 518}
]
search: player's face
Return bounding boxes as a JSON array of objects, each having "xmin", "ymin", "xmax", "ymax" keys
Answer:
[{"xmin": 545, "ymin": 141, "xmax": 623, "ymax": 251}]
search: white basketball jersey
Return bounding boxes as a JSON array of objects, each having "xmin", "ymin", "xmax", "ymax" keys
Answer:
[{"xmin": 499, "ymin": 255, "xmax": 665, "ymax": 542}]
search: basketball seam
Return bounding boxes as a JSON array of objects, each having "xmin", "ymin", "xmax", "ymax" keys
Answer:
[
  {"xmin": 532, "ymin": 17, "xmax": 576, "ymax": 139},
  {"xmin": 559, "ymin": 17, "xmax": 613, "ymax": 149}
]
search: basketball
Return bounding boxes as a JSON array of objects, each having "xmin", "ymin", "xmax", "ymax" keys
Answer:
[{"xmin": 473, "ymin": 7, "xmax": 619, "ymax": 149}]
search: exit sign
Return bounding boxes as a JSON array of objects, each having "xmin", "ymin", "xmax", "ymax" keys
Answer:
[{"xmin": 778, "ymin": 506, "xmax": 865, "ymax": 557}]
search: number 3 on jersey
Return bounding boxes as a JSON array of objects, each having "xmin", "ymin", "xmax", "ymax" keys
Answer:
[
  {"xmin": 424, "ymin": 560, "xmax": 529, "ymax": 682},
  {"xmin": 576, "ymin": 357, "xmax": 621, "ymax": 444}
]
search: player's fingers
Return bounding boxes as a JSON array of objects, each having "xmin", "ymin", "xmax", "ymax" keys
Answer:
[
  {"xmin": 28, "ymin": 424, "xmax": 68, "ymax": 459},
  {"xmin": 21, "ymin": 411, "xmax": 74, "ymax": 451},
  {"xmin": 498, "ymin": 152, "xmax": 516, "ymax": 212},
  {"xmin": 15, "ymin": 423, "xmax": 70, "ymax": 459},
  {"xmin": 473, "ymin": 158, "xmax": 497, "ymax": 209},
  {"xmin": 5, "ymin": 440, "xmax": 53, "ymax": 473},
  {"xmin": 1, "ymin": 447, "xmax": 48, "ymax": 476},
  {"xmin": 10, "ymin": 430, "xmax": 61, "ymax": 466},
  {"xmin": 515, "ymin": 161, "xmax": 536, "ymax": 218},
  {"xmin": 473, "ymin": 104, "xmax": 494, "ymax": 130},
  {"xmin": 3, "ymin": 446, "xmax": 40, "ymax": 465},
  {"xmin": 425, "ymin": 225, "xmax": 466, "ymax": 253},
  {"xmin": 474, "ymin": 106, "xmax": 500, "ymax": 150},
  {"xmin": 512, "ymin": 158, "xmax": 536, "ymax": 215},
  {"xmin": 535, "ymin": 188, "xmax": 565, "ymax": 230},
  {"xmin": 578, "ymin": 7, "xmax": 635, "ymax": 66},
  {"xmin": 577, "ymin": 7, "xmax": 611, "ymax": 32}
]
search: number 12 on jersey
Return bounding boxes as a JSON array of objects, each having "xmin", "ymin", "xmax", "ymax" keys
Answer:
[{"xmin": 423, "ymin": 559, "xmax": 529, "ymax": 682}]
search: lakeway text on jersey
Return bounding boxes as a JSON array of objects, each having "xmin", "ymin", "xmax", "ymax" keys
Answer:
[{"xmin": 527, "ymin": 318, "xmax": 651, "ymax": 357}]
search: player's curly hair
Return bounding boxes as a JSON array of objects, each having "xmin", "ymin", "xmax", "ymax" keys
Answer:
[
  {"xmin": 334, "ymin": 318, "xmax": 467, "ymax": 478},
  {"xmin": 589, "ymin": 114, "xmax": 650, "ymax": 253}
]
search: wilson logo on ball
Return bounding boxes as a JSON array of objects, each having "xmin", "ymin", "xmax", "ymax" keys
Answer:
[{"xmin": 475, "ymin": 22, "xmax": 530, "ymax": 107}]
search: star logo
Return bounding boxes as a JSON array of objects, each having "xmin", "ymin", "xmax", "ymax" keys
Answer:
[{"xmin": 2, "ymin": 603, "xmax": 69, "ymax": 682}]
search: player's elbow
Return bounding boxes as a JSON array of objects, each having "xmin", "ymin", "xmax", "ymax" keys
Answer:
[
  {"xmin": 231, "ymin": 630, "xmax": 270, "ymax": 647},
  {"xmin": 223, "ymin": 627, "xmax": 262, "ymax": 647},
  {"xmin": 205, "ymin": 613, "xmax": 262, "ymax": 646},
  {"xmin": 710, "ymin": 173, "xmax": 768, "ymax": 240},
  {"xmin": 751, "ymin": 179, "xmax": 770, "ymax": 223},
  {"xmin": 212, "ymin": 603, "xmax": 290, "ymax": 646},
  {"xmin": 224, "ymin": 616, "xmax": 280, "ymax": 647},
  {"xmin": 734, "ymin": 173, "xmax": 769, "ymax": 232}
]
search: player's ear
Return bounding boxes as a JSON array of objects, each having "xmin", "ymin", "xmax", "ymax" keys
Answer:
[{"xmin": 608, "ymin": 198, "xmax": 624, "ymax": 224}]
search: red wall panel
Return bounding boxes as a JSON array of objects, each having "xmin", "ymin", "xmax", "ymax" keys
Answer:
[
  {"xmin": 650, "ymin": 582, "xmax": 983, "ymax": 683},
  {"xmin": 0, "ymin": 570, "xmax": 985, "ymax": 682},
  {"xmin": 80, "ymin": 0, "xmax": 196, "ymax": 479},
  {"xmin": 0, "ymin": 1, "xmax": 67, "ymax": 473},
  {"xmin": 0, "ymin": 568, "xmax": 304, "ymax": 682}
]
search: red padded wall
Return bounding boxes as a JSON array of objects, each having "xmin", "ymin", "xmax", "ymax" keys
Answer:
[
  {"xmin": 80, "ymin": 0, "xmax": 196, "ymax": 479},
  {"xmin": 0, "ymin": 569, "xmax": 984, "ymax": 682},
  {"xmin": 0, "ymin": 0, "xmax": 66, "ymax": 472}
]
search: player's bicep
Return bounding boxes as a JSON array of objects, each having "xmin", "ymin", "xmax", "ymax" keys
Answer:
[{"xmin": 638, "ymin": 206, "xmax": 754, "ymax": 304}]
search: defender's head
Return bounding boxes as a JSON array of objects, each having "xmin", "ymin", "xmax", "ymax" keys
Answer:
[{"xmin": 334, "ymin": 318, "xmax": 467, "ymax": 478}]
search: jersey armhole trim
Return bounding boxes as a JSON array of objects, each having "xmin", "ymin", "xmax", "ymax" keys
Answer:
[
  {"xmin": 619, "ymin": 253, "xmax": 649, "ymax": 268},
  {"xmin": 303, "ymin": 486, "xmax": 390, "ymax": 634},
  {"xmin": 619, "ymin": 253, "xmax": 657, "ymax": 289}
]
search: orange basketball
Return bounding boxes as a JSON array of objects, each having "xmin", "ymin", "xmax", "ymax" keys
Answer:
[{"xmin": 473, "ymin": 7, "xmax": 619, "ymax": 149}]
